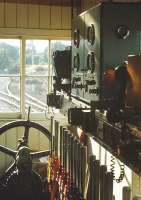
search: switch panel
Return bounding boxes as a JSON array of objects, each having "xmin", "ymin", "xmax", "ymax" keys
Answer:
[
  {"xmin": 71, "ymin": 14, "xmax": 85, "ymax": 100},
  {"xmin": 71, "ymin": 3, "xmax": 141, "ymax": 104}
]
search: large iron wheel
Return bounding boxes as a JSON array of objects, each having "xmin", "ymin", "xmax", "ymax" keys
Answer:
[{"xmin": 0, "ymin": 119, "xmax": 51, "ymax": 182}]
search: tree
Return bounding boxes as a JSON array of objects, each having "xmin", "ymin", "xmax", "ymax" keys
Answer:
[
  {"xmin": 52, "ymin": 42, "xmax": 66, "ymax": 51},
  {"xmin": 0, "ymin": 43, "xmax": 19, "ymax": 74}
]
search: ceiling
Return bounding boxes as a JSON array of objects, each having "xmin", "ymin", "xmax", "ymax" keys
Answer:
[{"xmin": 0, "ymin": 0, "xmax": 81, "ymax": 7}]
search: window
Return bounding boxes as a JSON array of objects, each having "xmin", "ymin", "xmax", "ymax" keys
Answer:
[
  {"xmin": 0, "ymin": 39, "xmax": 20, "ymax": 113},
  {"xmin": 25, "ymin": 40, "xmax": 49, "ymax": 113},
  {"xmin": 51, "ymin": 40, "xmax": 71, "ymax": 52},
  {"xmin": 0, "ymin": 38, "xmax": 71, "ymax": 117}
]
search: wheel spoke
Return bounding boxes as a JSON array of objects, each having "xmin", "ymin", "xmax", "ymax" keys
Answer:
[
  {"xmin": 5, "ymin": 161, "xmax": 16, "ymax": 175},
  {"xmin": 0, "ymin": 145, "xmax": 17, "ymax": 158},
  {"xmin": 0, "ymin": 162, "xmax": 16, "ymax": 184},
  {"xmin": 22, "ymin": 123, "xmax": 30, "ymax": 145},
  {"xmin": 0, "ymin": 120, "xmax": 51, "ymax": 140},
  {"xmin": 31, "ymin": 150, "xmax": 51, "ymax": 159},
  {"xmin": 0, "ymin": 119, "xmax": 51, "ymax": 179}
]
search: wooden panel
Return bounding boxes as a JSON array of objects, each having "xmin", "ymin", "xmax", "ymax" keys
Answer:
[
  {"xmin": 0, "ymin": 0, "xmax": 80, "ymax": 7},
  {"xmin": 28, "ymin": 4, "xmax": 39, "ymax": 28},
  {"xmin": 5, "ymin": 129, "xmax": 17, "ymax": 169},
  {"xmin": 38, "ymin": 121, "xmax": 51, "ymax": 151},
  {"xmin": 16, "ymin": 127, "xmax": 24, "ymax": 141},
  {"xmin": 17, "ymin": 3, "xmax": 28, "ymax": 28},
  {"xmin": 39, "ymin": 5, "xmax": 50, "ymax": 29},
  {"xmin": 0, "ymin": 28, "xmax": 71, "ymax": 38},
  {"xmin": 0, "ymin": 3, "xmax": 4, "ymax": 27},
  {"xmin": 61, "ymin": 6, "xmax": 71, "ymax": 29},
  {"xmin": 5, "ymin": 3, "xmax": 17, "ymax": 27},
  {"xmin": 39, "ymin": 132, "xmax": 50, "ymax": 151},
  {"xmin": 72, "ymin": 7, "xmax": 78, "ymax": 19},
  {"xmin": 28, "ymin": 128, "xmax": 40, "ymax": 151},
  {"xmin": 50, "ymin": 6, "xmax": 61, "ymax": 29},
  {"xmin": 1, "ymin": 2, "xmax": 72, "ymax": 30},
  {"xmin": 5, "ymin": 129, "xmax": 17, "ymax": 150}
]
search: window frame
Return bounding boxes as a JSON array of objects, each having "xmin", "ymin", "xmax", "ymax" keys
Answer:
[
  {"xmin": 0, "ymin": 36, "xmax": 71, "ymax": 120},
  {"xmin": 24, "ymin": 39, "xmax": 50, "ymax": 118}
]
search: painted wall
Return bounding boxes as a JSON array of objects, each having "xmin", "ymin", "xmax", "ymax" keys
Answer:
[{"xmin": 0, "ymin": 2, "xmax": 72, "ymax": 37}]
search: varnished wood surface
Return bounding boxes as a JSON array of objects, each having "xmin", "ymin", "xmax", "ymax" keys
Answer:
[
  {"xmin": 0, "ymin": 0, "xmax": 81, "ymax": 7},
  {"xmin": 0, "ymin": 1, "xmax": 72, "ymax": 31}
]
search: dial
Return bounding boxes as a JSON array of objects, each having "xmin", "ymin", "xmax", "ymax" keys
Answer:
[
  {"xmin": 87, "ymin": 24, "xmax": 95, "ymax": 45},
  {"xmin": 116, "ymin": 25, "xmax": 130, "ymax": 39},
  {"xmin": 74, "ymin": 29, "xmax": 80, "ymax": 48},
  {"xmin": 87, "ymin": 52, "xmax": 95, "ymax": 73},
  {"xmin": 73, "ymin": 53, "xmax": 80, "ymax": 71}
]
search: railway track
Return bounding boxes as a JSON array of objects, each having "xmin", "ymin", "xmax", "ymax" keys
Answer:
[
  {"xmin": 0, "ymin": 91, "xmax": 20, "ymax": 109},
  {"xmin": 0, "ymin": 91, "xmax": 47, "ymax": 112}
]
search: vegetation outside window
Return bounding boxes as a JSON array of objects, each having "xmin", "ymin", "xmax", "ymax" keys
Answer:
[
  {"xmin": 0, "ymin": 39, "xmax": 20, "ymax": 113},
  {"xmin": 25, "ymin": 40, "xmax": 49, "ymax": 113},
  {"xmin": 0, "ymin": 38, "xmax": 71, "ymax": 116}
]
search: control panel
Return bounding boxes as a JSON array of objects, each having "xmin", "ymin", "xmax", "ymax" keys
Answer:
[
  {"xmin": 71, "ymin": 14, "xmax": 85, "ymax": 100},
  {"xmin": 71, "ymin": 3, "xmax": 141, "ymax": 105}
]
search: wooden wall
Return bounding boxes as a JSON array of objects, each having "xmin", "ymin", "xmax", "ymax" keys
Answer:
[{"xmin": 0, "ymin": 2, "xmax": 72, "ymax": 37}]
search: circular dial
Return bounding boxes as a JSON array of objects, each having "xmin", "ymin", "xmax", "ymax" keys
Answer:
[
  {"xmin": 87, "ymin": 52, "xmax": 95, "ymax": 73},
  {"xmin": 73, "ymin": 53, "xmax": 80, "ymax": 71},
  {"xmin": 116, "ymin": 25, "xmax": 130, "ymax": 39},
  {"xmin": 74, "ymin": 29, "xmax": 80, "ymax": 48},
  {"xmin": 87, "ymin": 24, "xmax": 95, "ymax": 45}
]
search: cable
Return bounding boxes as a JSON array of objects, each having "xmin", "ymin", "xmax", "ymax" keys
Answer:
[{"xmin": 110, "ymin": 155, "xmax": 125, "ymax": 183}]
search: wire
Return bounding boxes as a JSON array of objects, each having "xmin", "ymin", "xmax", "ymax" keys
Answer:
[{"xmin": 110, "ymin": 155, "xmax": 125, "ymax": 183}]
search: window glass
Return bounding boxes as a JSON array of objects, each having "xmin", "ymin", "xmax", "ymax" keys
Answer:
[
  {"xmin": 25, "ymin": 77, "xmax": 48, "ymax": 113},
  {"xmin": 0, "ymin": 39, "xmax": 20, "ymax": 113},
  {"xmin": 0, "ymin": 39, "xmax": 20, "ymax": 75},
  {"xmin": 25, "ymin": 40, "xmax": 49, "ymax": 75},
  {"xmin": 51, "ymin": 40, "xmax": 71, "ymax": 52},
  {"xmin": 0, "ymin": 39, "xmax": 71, "ymax": 114},
  {"xmin": 25, "ymin": 40, "xmax": 49, "ymax": 113},
  {"xmin": 0, "ymin": 77, "xmax": 20, "ymax": 112}
]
